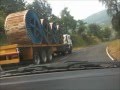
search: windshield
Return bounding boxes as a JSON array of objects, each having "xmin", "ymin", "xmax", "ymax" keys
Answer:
[{"xmin": 0, "ymin": 0, "xmax": 120, "ymax": 90}]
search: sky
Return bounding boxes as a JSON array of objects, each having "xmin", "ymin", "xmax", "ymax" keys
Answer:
[{"xmin": 26, "ymin": 0, "xmax": 106, "ymax": 20}]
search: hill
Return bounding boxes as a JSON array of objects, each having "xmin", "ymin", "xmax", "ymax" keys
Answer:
[{"xmin": 84, "ymin": 10, "xmax": 112, "ymax": 25}]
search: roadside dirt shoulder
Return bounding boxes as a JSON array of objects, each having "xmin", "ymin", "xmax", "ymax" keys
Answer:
[{"xmin": 108, "ymin": 39, "xmax": 120, "ymax": 61}]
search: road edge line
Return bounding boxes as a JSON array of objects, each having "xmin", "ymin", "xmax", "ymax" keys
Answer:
[{"xmin": 106, "ymin": 47, "xmax": 114, "ymax": 61}]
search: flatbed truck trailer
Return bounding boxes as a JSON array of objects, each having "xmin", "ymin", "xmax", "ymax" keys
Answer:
[
  {"xmin": 0, "ymin": 38, "xmax": 72, "ymax": 65},
  {"xmin": 0, "ymin": 10, "xmax": 72, "ymax": 66}
]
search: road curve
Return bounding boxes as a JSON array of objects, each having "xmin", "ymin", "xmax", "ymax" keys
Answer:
[{"xmin": 57, "ymin": 43, "xmax": 111, "ymax": 62}]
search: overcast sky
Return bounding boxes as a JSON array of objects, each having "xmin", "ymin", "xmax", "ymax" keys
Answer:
[{"xmin": 27, "ymin": 0, "xmax": 106, "ymax": 20}]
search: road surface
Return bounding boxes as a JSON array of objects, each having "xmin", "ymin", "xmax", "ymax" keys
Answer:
[{"xmin": 56, "ymin": 43, "xmax": 111, "ymax": 63}]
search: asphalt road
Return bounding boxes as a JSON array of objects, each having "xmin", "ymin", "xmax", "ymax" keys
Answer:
[{"xmin": 56, "ymin": 43, "xmax": 111, "ymax": 63}]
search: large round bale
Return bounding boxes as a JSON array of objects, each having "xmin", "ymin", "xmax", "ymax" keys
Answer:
[{"xmin": 5, "ymin": 10, "xmax": 43, "ymax": 44}]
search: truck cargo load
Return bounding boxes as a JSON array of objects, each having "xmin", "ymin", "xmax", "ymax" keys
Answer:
[
  {"xmin": 5, "ymin": 10, "xmax": 63, "ymax": 44},
  {"xmin": 0, "ymin": 10, "xmax": 72, "ymax": 66}
]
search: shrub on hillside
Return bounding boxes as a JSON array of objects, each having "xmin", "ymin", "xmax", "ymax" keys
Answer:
[
  {"xmin": 82, "ymin": 34, "xmax": 101, "ymax": 45},
  {"xmin": 71, "ymin": 34, "xmax": 86, "ymax": 47}
]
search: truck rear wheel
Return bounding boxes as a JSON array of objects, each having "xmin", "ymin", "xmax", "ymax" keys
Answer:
[
  {"xmin": 46, "ymin": 49, "xmax": 53, "ymax": 62},
  {"xmin": 68, "ymin": 47, "xmax": 72, "ymax": 54},
  {"xmin": 0, "ymin": 66, "xmax": 3, "ymax": 71},
  {"xmin": 68, "ymin": 50, "xmax": 72, "ymax": 54},
  {"xmin": 61, "ymin": 51, "xmax": 66, "ymax": 56},
  {"xmin": 40, "ymin": 50, "xmax": 47, "ymax": 63},
  {"xmin": 33, "ymin": 51, "xmax": 41, "ymax": 65},
  {"xmin": 68, "ymin": 45, "xmax": 72, "ymax": 54}
]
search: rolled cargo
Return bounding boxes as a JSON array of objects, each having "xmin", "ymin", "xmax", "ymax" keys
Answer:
[
  {"xmin": 5, "ymin": 10, "xmax": 43, "ymax": 44},
  {"xmin": 41, "ymin": 19, "xmax": 52, "ymax": 44},
  {"xmin": 56, "ymin": 24, "xmax": 63, "ymax": 43},
  {"xmin": 51, "ymin": 22, "xmax": 59, "ymax": 43}
]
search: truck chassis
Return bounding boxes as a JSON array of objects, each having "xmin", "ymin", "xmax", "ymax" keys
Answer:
[{"xmin": 0, "ymin": 43, "xmax": 72, "ymax": 65}]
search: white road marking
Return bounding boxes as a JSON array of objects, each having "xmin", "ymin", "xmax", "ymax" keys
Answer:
[{"xmin": 106, "ymin": 47, "xmax": 114, "ymax": 61}]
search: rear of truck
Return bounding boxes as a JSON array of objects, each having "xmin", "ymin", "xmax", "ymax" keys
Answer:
[
  {"xmin": 0, "ymin": 44, "xmax": 33, "ymax": 65},
  {"xmin": 0, "ymin": 44, "xmax": 20, "ymax": 65}
]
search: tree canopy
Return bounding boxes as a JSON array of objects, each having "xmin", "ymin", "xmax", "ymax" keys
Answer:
[
  {"xmin": 60, "ymin": 7, "xmax": 76, "ymax": 33},
  {"xmin": 26, "ymin": 0, "xmax": 52, "ymax": 19},
  {"xmin": 0, "ymin": 0, "xmax": 26, "ymax": 15},
  {"xmin": 88, "ymin": 23, "xmax": 102, "ymax": 38},
  {"xmin": 0, "ymin": 0, "xmax": 26, "ymax": 31},
  {"xmin": 99, "ymin": 0, "xmax": 120, "ymax": 37},
  {"xmin": 99, "ymin": 0, "xmax": 120, "ymax": 15},
  {"xmin": 77, "ymin": 20, "xmax": 87, "ymax": 35}
]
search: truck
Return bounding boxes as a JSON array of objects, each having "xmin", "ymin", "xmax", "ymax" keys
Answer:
[{"xmin": 0, "ymin": 10, "xmax": 72, "ymax": 66}]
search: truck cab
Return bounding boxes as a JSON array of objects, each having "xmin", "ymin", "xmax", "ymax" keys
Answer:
[
  {"xmin": 63, "ymin": 34, "xmax": 72, "ymax": 46},
  {"xmin": 56, "ymin": 34, "xmax": 72, "ymax": 55}
]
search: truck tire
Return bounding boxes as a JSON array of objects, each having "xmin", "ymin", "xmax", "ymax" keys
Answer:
[
  {"xmin": 33, "ymin": 51, "xmax": 41, "ymax": 65},
  {"xmin": 68, "ymin": 46, "xmax": 72, "ymax": 54},
  {"xmin": 0, "ymin": 66, "xmax": 3, "ymax": 71},
  {"xmin": 61, "ymin": 51, "xmax": 66, "ymax": 56},
  {"xmin": 46, "ymin": 49, "xmax": 53, "ymax": 62},
  {"xmin": 40, "ymin": 50, "xmax": 47, "ymax": 63},
  {"xmin": 68, "ymin": 48, "xmax": 72, "ymax": 54}
]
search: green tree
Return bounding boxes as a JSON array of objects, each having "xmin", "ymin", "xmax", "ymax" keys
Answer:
[
  {"xmin": 0, "ymin": 0, "xmax": 26, "ymax": 31},
  {"xmin": 112, "ymin": 12, "xmax": 120, "ymax": 37},
  {"xmin": 60, "ymin": 7, "xmax": 76, "ymax": 34},
  {"xmin": 0, "ymin": 0, "xmax": 26, "ymax": 15},
  {"xmin": 99, "ymin": 0, "xmax": 119, "ymax": 15},
  {"xmin": 102, "ymin": 27, "xmax": 111, "ymax": 40},
  {"xmin": 0, "ymin": 10, "xmax": 5, "ymax": 31},
  {"xmin": 49, "ymin": 14, "xmax": 61, "ymax": 24},
  {"xmin": 27, "ymin": 0, "xmax": 52, "ymax": 19},
  {"xmin": 0, "ymin": 10, "xmax": 5, "ymax": 43},
  {"xmin": 99, "ymin": 0, "xmax": 120, "ymax": 37},
  {"xmin": 77, "ymin": 20, "xmax": 86, "ymax": 35},
  {"xmin": 88, "ymin": 23, "xmax": 102, "ymax": 39}
]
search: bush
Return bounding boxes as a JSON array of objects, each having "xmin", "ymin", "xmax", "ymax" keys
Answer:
[
  {"xmin": 71, "ymin": 34, "xmax": 101, "ymax": 48},
  {"xmin": 0, "ymin": 31, "xmax": 7, "ymax": 45},
  {"xmin": 71, "ymin": 34, "xmax": 87, "ymax": 47},
  {"xmin": 82, "ymin": 34, "xmax": 101, "ymax": 45}
]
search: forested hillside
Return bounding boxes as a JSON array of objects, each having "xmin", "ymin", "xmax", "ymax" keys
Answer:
[{"xmin": 84, "ymin": 10, "xmax": 112, "ymax": 25}]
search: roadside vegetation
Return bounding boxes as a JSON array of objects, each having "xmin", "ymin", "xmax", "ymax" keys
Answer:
[
  {"xmin": 99, "ymin": 0, "xmax": 120, "ymax": 38},
  {"xmin": 0, "ymin": 0, "xmax": 120, "ymax": 49},
  {"xmin": 108, "ymin": 39, "xmax": 120, "ymax": 60},
  {"xmin": 99, "ymin": 0, "xmax": 120, "ymax": 60}
]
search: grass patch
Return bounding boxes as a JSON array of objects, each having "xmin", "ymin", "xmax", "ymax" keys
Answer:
[
  {"xmin": 108, "ymin": 39, "xmax": 120, "ymax": 60},
  {"xmin": 73, "ymin": 47, "xmax": 83, "ymax": 51}
]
